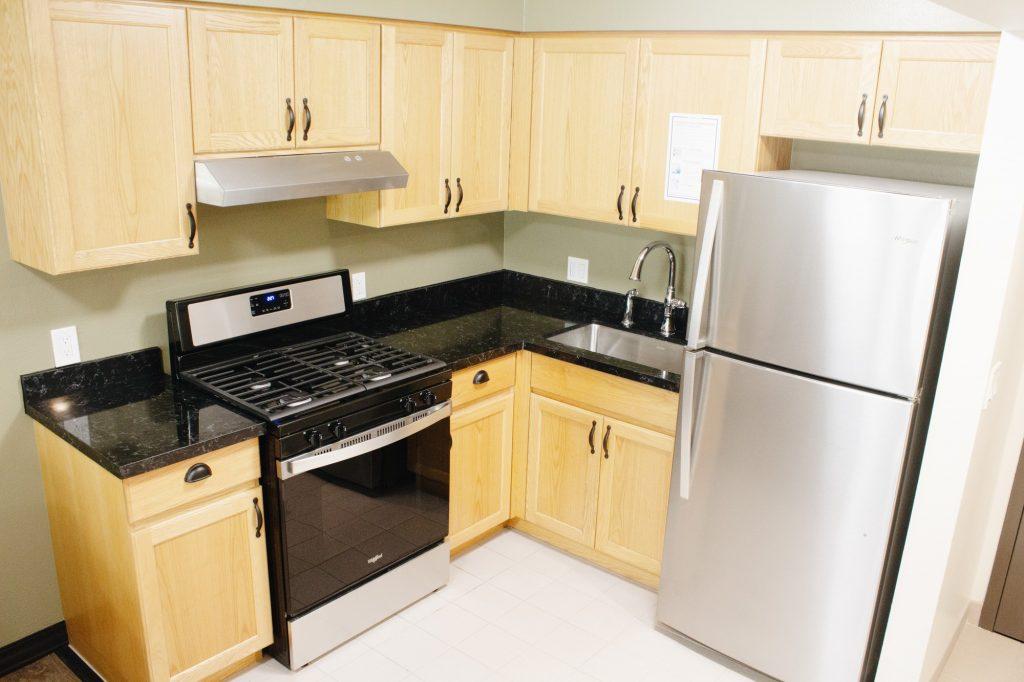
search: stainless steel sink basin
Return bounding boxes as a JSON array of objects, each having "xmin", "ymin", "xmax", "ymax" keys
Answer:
[{"xmin": 546, "ymin": 324, "xmax": 685, "ymax": 375}]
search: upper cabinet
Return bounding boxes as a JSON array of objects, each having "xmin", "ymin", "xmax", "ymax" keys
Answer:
[
  {"xmin": 761, "ymin": 36, "xmax": 997, "ymax": 153},
  {"xmin": 327, "ymin": 26, "xmax": 512, "ymax": 227},
  {"xmin": 529, "ymin": 37, "xmax": 640, "ymax": 225},
  {"xmin": 760, "ymin": 37, "xmax": 883, "ymax": 144},
  {"xmin": 629, "ymin": 36, "xmax": 767, "ymax": 234},
  {"xmin": 189, "ymin": 9, "xmax": 380, "ymax": 154},
  {"xmin": 0, "ymin": 0, "xmax": 197, "ymax": 274},
  {"xmin": 871, "ymin": 38, "xmax": 997, "ymax": 153}
]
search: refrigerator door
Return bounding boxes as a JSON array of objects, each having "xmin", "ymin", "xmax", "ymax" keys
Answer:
[
  {"xmin": 688, "ymin": 171, "xmax": 953, "ymax": 398},
  {"xmin": 658, "ymin": 352, "xmax": 913, "ymax": 682}
]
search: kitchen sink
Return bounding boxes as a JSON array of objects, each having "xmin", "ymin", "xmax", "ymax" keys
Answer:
[{"xmin": 546, "ymin": 323, "xmax": 685, "ymax": 375}]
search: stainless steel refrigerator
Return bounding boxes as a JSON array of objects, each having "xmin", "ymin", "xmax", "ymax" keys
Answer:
[{"xmin": 656, "ymin": 170, "xmax": 972, "ymax": 681}]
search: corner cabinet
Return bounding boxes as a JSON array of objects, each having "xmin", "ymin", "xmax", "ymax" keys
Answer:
[
  {"xmin": 34, "ymin": 427, "xmax": 271, "ymax": 681},
  {"xmin": 327, "ymin": 26, "xmax": 512, "ymax": 227},
  {"xmin": 0, "ymin": 0, "xmax": 198, "ymax": 274}
]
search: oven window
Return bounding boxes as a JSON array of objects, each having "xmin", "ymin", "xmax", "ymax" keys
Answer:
[{"xmin": 279, "ymin": 417, "xmax": 450, "ymax": 616}]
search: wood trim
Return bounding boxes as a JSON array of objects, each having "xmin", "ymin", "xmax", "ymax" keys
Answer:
[
  {"xmin": 452, "ymin": 354, "xmax": 517, "ymax": 408},
  {"xmin": 510, "ymin": 351, "xmax": 533, "ymax": 519},
  {"xmin": 981, "ymin": 442, "xmax": 1024, "ymax": 630},
  {"xmin": 509, "ymin": 518, "xmax": 659, "ymax": 589},
  {"xmin": 0, "ymin": 622, "xmax": 68, "ymax": 677},
  {"xmin": 450, "ymin": 523, "xmax": 507, "ymax": 558},
  {"xmin": 507, "ymin": 36, "xmax": 533, "ymax": 211}
]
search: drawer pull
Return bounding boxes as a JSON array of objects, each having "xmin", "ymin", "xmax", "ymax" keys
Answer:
[
  {"xmin": 616, "ymin": 185, "xmax": 625, "ymax": 221},
  {"xmin": 444, "ymin": 178, "xmax": 452, "ymax": 214},
  {"xmin": 455, "ymin": 178, "xmax": 464, "ymax": 213},
  {"xmin": 302, "ymin": 97, "xmax": 311, "ymax": 141},
  {"xmin": 186, "ymin": 203, "xmax": 197, "ymax": 249},
  {"xmin": 184, "ymin": 463, "xmax": 212, "ymax": 483},
  {"xmin": 856, "ymin": 93, "xmax": 867, "ymax": 136},
  {"xmin": 286, "ymin": 98, "xmax": 295, "ymax": 141},
  {"xmin": 253, "ymin": 497, "xmax": 263, "ymax": 538},
  {"xmin": 589, "ymin": 420, "xmax": 597, "ymax": 454},
  {"xmin": 877, "ymin": 95, "xmax": 888, "ymax": 139},
  {"xmin": 630, "ymin": 187, "xmax": 639, "ymax": 223},
  {"xmin": 602, "ymin": 425, "xmax": 611, "ymax": 459},
  {"xmin": 472, "ymin": 370, "xmax": 490, "ymax": 385}
]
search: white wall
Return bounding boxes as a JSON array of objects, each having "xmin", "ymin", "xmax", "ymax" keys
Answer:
[
  {"xmin": 523, "ymin": 0, "xmax": 989, "ymax": 32},
  {"xmin": 876, "ymin": 31, "xmax": 1024, "ymax": 682}
]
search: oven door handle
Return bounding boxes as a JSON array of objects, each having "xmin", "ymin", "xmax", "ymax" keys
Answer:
[{"xmin": 277, "ymin": 401, "xmax": 452, "ymax": 480}]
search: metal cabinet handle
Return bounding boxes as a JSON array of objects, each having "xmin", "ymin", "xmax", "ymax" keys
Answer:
[
  {"xmin": 472, "ymin": 370, "xmax": 489, "ymax": 385},
  {"xmin": 302, "ymin": 97, "xmax": 311, "ymax": 141},
  {"xmin": 455, "ymin": 178, "xmax": 464, "ymax": 213},
  {"xmin": 602, "ymin": 425, "xmax": 611, "ymax": 459},
  {"xmin": 444, "ymin": 179, "xmax": 452, "ymax": 214},
  {"xmin": 616, "ymin": 185, "xmax": 625, "ymax": 221},
  {"xmin": 857, "ymin": 93, "xmax": 867, "ymax": 137},
  {"xmin": 588, "ymin": 420, "xmax": 597, "ymax": 454},
  {"xmin": 630, "ymin": 187, "xmax": 639, "ymax": 223},
  {"xmin": 186, "ymin": 203, "xmax": 197, "ymax": 249},
  {"xmin": 184, "ymin": 462, "xmax": 211, "ymax": 483},
  {"xmin": 253, "ymin": 497, "xmax": 264, "ymax": 538},
  {"xmin": 286, "ymin": 98, "xmax": 295, "ymax": 141},
  {"xmin": 877, "ymin": 95, "xmax": 888, "ymax": 139}
]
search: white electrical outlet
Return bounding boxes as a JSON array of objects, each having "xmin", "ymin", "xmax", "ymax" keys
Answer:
[
  {"xmin": 351, "ymin": 272, "xmax": 367, "ymax": 301},
  {"xmin": 567, "ymin": 256, "xmax": 589, "ymax": 284},
  {"xmin": 51, "ymin": 326, "xmax": 80, "ymax": 367}
]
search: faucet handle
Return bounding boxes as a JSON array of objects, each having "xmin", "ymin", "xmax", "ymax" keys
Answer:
[{"xmin": 622, "ymin": 288, "xmax": 639, "ymax": 328}]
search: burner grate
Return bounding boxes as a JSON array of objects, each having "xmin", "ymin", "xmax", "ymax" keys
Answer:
[{"xmin": 181, "ymin": 331, "xmax": 444, "ymax": 420}]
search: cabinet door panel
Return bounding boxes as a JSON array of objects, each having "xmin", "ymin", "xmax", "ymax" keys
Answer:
[
  {"xmin": 295, "ymin": 18, "xmax": 380, "ymax": 148},
  {"xmin": 529, "ymin": 37, "xmax": 639, "ymax": 224},
  {"xmin": 525, "ymin": 395, "xmax": 602, "ymax": 545},
  {"xmin": 595, "ymin": 418, "xmax": 674, "ymax": 574},
  {"xmin": 760, "ymin": 37, "xmax": 882, "ymax": 144},
  {"xmin": 872, "ymin": 38, "xmax": 997, "ymax": 153},
  {"xmin": 451, "ymin": 32, "xmax": 513, "ymax": 217},
  {"xmin": 631, "ymin": 36, "xmax": 766, "ymax": 235},
  {"xmin": 38, "ymin": 1, "xmax": 196, "ymax": 272},
  {"xmin": 133, "ymin": 487, "xmax": 272, "ymax": 680},
  {"xmin": 380, "ymin": 25, "xmax": 452, "ymax": 226},
  {"xmin": 450, "ymin": 389, "xmax": 515, "ymax": 548},
  {"xmin": 189, "ymin": 9, "xmax": 294, "ymax": 153}
]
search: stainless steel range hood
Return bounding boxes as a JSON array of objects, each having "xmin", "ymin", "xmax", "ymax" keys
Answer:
[{"xmin": 194, "ymin": 150, "xmax": 408, "ymax": 207}]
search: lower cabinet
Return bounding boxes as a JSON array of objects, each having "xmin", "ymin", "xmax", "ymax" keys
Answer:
[
  {"xmin": 132, "ymin": 487, "xmax": 272, "ymax": 680},
  {"xmin": 525, "ymin": 395, "xmax": 674, "ymax": 576},
  {"xmin": 449, "ymin": 388, "xmax": 515, "ymax": 548}
]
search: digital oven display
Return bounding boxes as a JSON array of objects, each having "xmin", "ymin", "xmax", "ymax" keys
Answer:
[{"xmin": 249, "ymin": 288, "xmax": 292, "ymax": 317}]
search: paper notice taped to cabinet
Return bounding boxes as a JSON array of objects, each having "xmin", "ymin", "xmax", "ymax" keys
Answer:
[{"xmin": 664, "ymin": 113, "xmax": 721, "ymax": 203}]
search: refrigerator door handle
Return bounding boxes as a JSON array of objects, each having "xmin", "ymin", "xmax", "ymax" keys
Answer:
[
  {"xmin": 686, "ymin": 179, "xmax": 724, "ymax": 350},
  {"xmin": 677, "ymin": 350, "xmax": 702, "ymax": 499}
]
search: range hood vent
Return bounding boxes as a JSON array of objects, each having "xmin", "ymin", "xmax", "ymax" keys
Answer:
[{"xmin": 194, "ymin": 150, "xmax": 408, "ymax": 207}]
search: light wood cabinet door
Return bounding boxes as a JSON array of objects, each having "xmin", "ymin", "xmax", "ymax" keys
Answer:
[
  {"xmin": 760, "ymin": 37, "xmax": 882, "ymax": 144},
  {"xmin": 294, "ymin": 17, "xmax": 380, "ymax": 149},
  {"xmin": 26, "ymin": 0, "xmax": 197, "ymax": 273},
  {"xmin": 451, "ymin": 32, "xmax": 513, "ymax": 217},
  {"xmin": 871, "ymin": 38, "xmax": 997, "ymax": 153},
  {"xmin": 595, "ymin": 418, "xmax": 674, "ymax": 574},
  {"xmin": 449, "ymin": 389, "xmax": 515, "ymax": 548},
  {"xmin": 189, "ymin": 9, "xmax": 294, "ymax": 153},
  {"xmin": 525, "ymin": 395, "xmax": 603, "ymax": 545},
  {"xmin": 529, "ymin": 37, "xmax": 640, "ymax": 225},
  {"xmin": 380, "ymin": 25, "xmax": 453, "ymax": 226},
  {"xmin": 133, "ymin": 487, "xmax": 272, "ymax": 681},
  {"xmin": 630, "ymin": 36, "xmax": 766, "ymax": 235}
]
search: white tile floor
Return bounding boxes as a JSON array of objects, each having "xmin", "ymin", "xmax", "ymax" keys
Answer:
[{"xmin": 235, "ymin": 529, "xmax": 753, "ymax": 681}]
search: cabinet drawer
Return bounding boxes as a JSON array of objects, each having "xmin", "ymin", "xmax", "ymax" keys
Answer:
[
  {"xmin": 530, "ymin": 355, "xmax": 678, "ymax": 435},
  {"xmin": 124, "ymin": 439, "xmax": 261, "ymax": 524},
  {"xmin": 452, "ymin": 354, "xmax": 517, "ymax": 407}
]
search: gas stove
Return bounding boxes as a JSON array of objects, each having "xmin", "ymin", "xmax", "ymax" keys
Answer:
[{"xmin": 167, "ymin": 270, "xmax": 453, "ymax": 671}]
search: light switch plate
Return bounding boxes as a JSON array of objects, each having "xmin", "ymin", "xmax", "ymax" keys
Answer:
[
  {"xmin": 51, "ymin": 326, "xmax": 80, "ymax": 367},
  {"xmin": 351, "ymin": 272, "xmax": 367, "ymax": 301},
  {"xmin": 567, "ymin": 256, "xmax": 589, "ymax": 284}
]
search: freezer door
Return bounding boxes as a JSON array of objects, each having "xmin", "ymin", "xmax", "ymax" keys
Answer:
[
  {"xmin": 657, "ymin": 352, "xmax": 913, "ymax": 682},
  {"xmin": 689, "ymin": 171, "xmax": 952, "ymax": 397}
]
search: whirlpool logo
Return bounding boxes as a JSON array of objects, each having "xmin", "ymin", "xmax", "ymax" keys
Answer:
[{"xmin": 367, "ymin": 553, "xmax": 384, "ymax": 564}]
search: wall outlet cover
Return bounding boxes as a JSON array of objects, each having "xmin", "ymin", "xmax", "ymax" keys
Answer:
[
  {"xmin": 51, "ymin": 326, "xmax": 80, "ymax": 367},
  {"xmin": 567, "ymin": 256, "xmax": 589, "ymax": 284},
  {"xmin": 351, "ymin": 272, "xmax": 367, "ymax": 301}
]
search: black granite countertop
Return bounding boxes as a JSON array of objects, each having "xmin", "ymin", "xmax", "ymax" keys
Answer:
[
  {"xmin": 22, "ymin": 348, "xmax": 265, "ymax": 478},
  {"xmin": 21, "ymin": 271, "xmax": 681, "ymax": 479}
]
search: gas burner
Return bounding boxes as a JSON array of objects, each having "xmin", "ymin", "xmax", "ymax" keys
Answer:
[{"xmin": 277, "ymin": 393, "xmax": 312, "ymax": 408}]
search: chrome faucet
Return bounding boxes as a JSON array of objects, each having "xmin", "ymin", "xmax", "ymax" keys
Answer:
[
  {"xmin": 628, "ymin": 241, "xmax": 687, "ymax": 337},
  {"xmin": 621, "ymin": 288, "xmax": 638, "ymax": 328}
]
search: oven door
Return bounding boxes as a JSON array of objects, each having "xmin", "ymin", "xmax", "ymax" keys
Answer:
[{"xmin": 276, "ymin": 401, "xmax": 451, "ymax": 617}]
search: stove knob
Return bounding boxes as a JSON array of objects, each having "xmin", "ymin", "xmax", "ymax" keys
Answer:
[
  {"xmin": 330, "ymin": 421, "xmax": 347, "ymax": 440},
  {"xmin": 401, "ymin": 396, "xmax": 417, "ymax": 414},
  {"xmin": 305, "ymin": 430, "xmax": 324, "ymax": 447},
  {"xmin": 420, "ymin": 390, "xmax": 437, "ymax": 406}
]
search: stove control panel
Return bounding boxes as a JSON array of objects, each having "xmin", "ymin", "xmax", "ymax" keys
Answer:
[{"xmin": 249, "ymin": 288, "xmax": 292, "ymax": 317}]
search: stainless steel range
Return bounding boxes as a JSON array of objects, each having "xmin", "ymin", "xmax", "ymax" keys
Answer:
[{"xmin": 167, "ymin": 270, "xmax": 452, "ymax": 670}]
